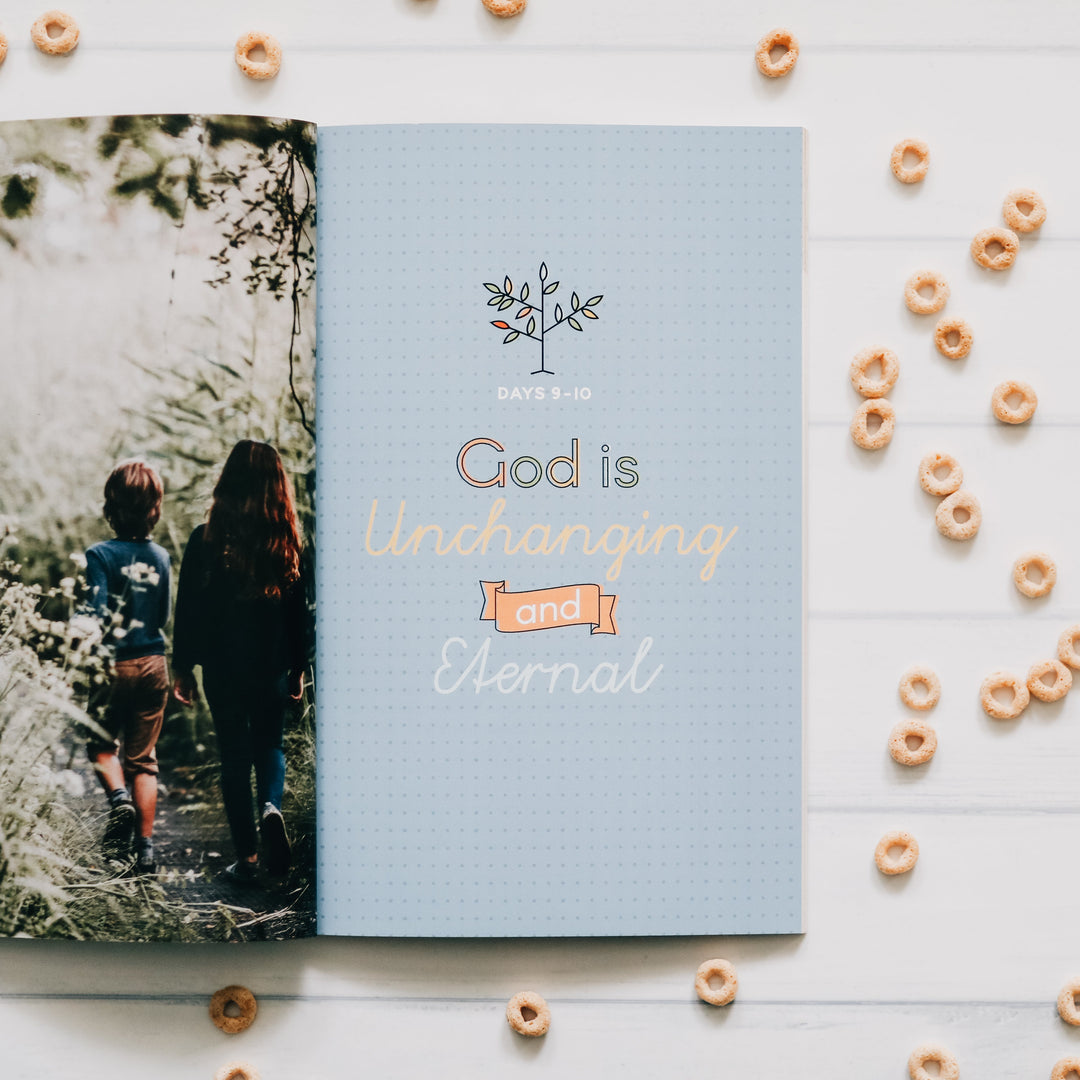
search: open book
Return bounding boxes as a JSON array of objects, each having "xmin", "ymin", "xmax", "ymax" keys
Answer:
[{"xmin": 0, "ymin": 115, "xmax": 804, "ymax": 941}]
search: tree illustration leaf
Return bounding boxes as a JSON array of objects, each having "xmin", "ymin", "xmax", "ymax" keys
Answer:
[
  {"xmin": 539, "ymin": 261, "xmax": 548, "ymax": 281},
  {"xmin": 582, "ymin": 308, "xmax": 598, "ymax": 319},
  {"xmin": 498, "ymin": 297, "xmax": 513, "ymax": 311},
  {"xmin": 568, "ymin": 317, "xmax": 583, "ymax": 331},
  {"xmin": 571, "ymin": 292, "xmax": 580, "ymax": 310},
  {"xmin": 491, "ymin": 320, "xmax": 510, "ymax": 329},
  {"xmin": 587, "ymin": 295, "xmax": 604, "ymax": 306},
  {"xmin": 488, "ymin": 296, "xmax": 502, "ymax": 306},
  {"xmin": 504, "ymin": 276, "xmax": 513, "ymax": 293},
  {"xmin": 543, "ymin": 281, "xmax": 560, "ymax": 294},
  {"xmin": 517, "ymin": 307, "xmax": 532, "ymax": 319},
  {"xmin": 521, "ymin": 283, "xmax": 530, "ymax": 301},
  {"xmin": 503, "ymin": 331, "xmax": 520, "ymax": 343},
  {"xmin": 554, "ymin": 303, "xmax": 563, "ymax": 322},
  {"xmin": 526, "ymin": 317, "xmax": 536, "ymax": 335},
  {"xmin": 483, "ymin": 282, "xmax": 501, "ymax": 294}
]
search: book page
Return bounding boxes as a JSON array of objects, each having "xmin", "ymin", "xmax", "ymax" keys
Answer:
[
  {"xmin": 316, "ymin": 124, "xmax": 804, "ymax": 936},
  {"xmin": 0, "ymin": 115, "xmax": 317, "ymax": 942}
]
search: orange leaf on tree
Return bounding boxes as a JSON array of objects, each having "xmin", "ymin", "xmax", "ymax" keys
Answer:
[{"xmin": 492, "ymin": 321, "xmax": 510, "ymax": 329}]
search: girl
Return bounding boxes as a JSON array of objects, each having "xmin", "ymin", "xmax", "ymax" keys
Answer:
[{"xmin": 172, "ymin": 440, "xmax": 310, "ymax": 882}]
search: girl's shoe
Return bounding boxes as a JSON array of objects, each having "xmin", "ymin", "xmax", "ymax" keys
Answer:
[
  {"xmin": 260, "ymin": 803, "xmax": 292, "ymax": 877},
  {"xmin": 224, "ymin": 858, "xmax": 259, "ymax": 885}
]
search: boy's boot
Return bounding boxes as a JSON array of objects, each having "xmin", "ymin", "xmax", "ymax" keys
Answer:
[{"xmin": 103, "ymin": 788, "xmax": 136, "ymax": 858}]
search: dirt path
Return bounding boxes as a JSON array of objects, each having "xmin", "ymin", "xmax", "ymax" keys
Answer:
[{"xmin": 72, "ymin": 760, "xmax": 316, "ymax": 942}]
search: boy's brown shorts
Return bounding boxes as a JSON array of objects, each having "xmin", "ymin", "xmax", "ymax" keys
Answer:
[{"xmin": 87, "ymin": 654, "xmax": 169, "ymax": 776}]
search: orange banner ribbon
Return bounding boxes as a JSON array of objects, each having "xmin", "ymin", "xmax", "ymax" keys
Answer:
[{"xmin": 479, "ymin": 580, "xmax": 619, "ymax": 636}]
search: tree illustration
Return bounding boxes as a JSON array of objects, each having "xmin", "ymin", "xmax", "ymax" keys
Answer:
[{"xmin": 483, "ymin": 262, "xmax": 602, "ymax": 376}]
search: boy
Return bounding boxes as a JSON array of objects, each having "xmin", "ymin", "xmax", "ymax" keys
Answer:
[{"xmin": 84, "ymin": 460, "xmax": 171, "ymax": 873}]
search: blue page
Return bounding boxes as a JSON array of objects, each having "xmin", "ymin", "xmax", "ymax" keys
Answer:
[{"xmin": 316, "ymin": 125, "xmax": 804, "ymax": 936}]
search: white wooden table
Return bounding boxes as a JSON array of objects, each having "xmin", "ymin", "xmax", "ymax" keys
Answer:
[{"xmin": 2, "ymin": 1, "xmax": 1079, "ymax": 1076}]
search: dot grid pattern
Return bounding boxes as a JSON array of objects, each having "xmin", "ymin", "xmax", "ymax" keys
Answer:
[{"xmin": 315, "ymin": 124, "xmax": 804, "ymax": 936}]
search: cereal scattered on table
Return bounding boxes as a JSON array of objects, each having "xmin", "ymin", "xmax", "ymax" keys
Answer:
[
  {"xmin": 506, "ymin": 991, "xmax": 551, "ymax": 1036},
  {"xmin": 1026, "ymin": 659, "xmax": 1072, "ymax": 703},
  {"xmin": 933, "ymin": 317, "xmax": 972, "ymax": 360},
  {"xmin": 898, "ymin": 666, "xmax": 941, "ymax": 711},
  {"xmin": 483, "ymin": 0, "xmax": 528, "ymax": 16},
  {"xmin": 918, "ymin": 452, "xmax": 963, "ymax": 497},
  {"xmin": 979, "ymin": 670, "xmax": 1030, "ymax": 720},
  {"xmin": 755, "ymin": 27, "xmax": 799, "ymax": 77},
  {"xmin": 875, "ymin": 830, "xmax": 919, "ymax": 875},
  {"xmin": 1059, "ymin": 979, "xmax": 1080, "ymax": 1026},
  {"xmin": 908, "ymin": 1044, "xmax": 959, "ymax": 1080},
  {"xmin": 209, "ymin": 985, "xmax": 258, "ymax": 1034},
  {"xmin": 849, "ymin": 346, "xmax": 899, "ymax": 398},
  {"xmin": 890, "ymin": 138, "xmax": 930, "ymax": 184},
  {"xmin": 1012, "ymin": 551, "xmax": 1056, "ymax": 598},
  {"xmin": 935, "ymin": 490, "xmax": 981, "ymax": 541},
  {"xmin": 234, "ymin": 31, "xmax": 282, "ymax": 80},
  {"xmin": 889, "ymin": 718, "xmax": 938, "ymax": 766},
  {"xmin": 1002, "ymin": 187, "xmax": 1046, "ymax": 233},
  {"xmin": 30, "ymin": 10, "xmax": 79, "ymax": 55},
  {"xmin": 1058, "ymin": 624, "xmax": 1080, "ymax": 670},
  {"xmin": 971, "ymin": 226, "xmax": 1019, "ymax": 270},
  {"xmin": 850, "ymin": 398, "xmax": 895, "ymax": 450},
  {"xmin": 695, "ymin": 958, "xmax": 738, "ymax": 1006},
  {"xmin": 904, "ymin": 270, "xmax": 949, "ymax": 314},
  {"xmin": 991, "ymin": 380, "xmax": 1037, "ymax": 424}
]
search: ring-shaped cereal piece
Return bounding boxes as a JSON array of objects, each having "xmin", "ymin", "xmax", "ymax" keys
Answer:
[
  {"xmin": 898, "ymin": 666, "xmax": 941, "ymax": 711},
  {"xmin": 1027, "ymin": 659, "xmax": 1072, "ymax": 704},
  {"xmin": 1002, "ymin": 187, "xmax": 1047, "ymax": 233},
  {"xmin": 971, "ymin": 226, "xmax": 1019, "ymax": 270},
  {"xmin": 991, "ymin": 379, "xmax": 1037, "ymax": 424},
  {"xmin": 755, "ymin": 27, "xmax": 799, "ymax": 78},
  {"xmin": 908, "ymin": 1044, "xmax": 959, "ymax": 1080},
  {"xmin": 483, "ymin": 0, "xmax": 528, "ymax": 15},
  {"xmin": 918, "ymin": 452, "xmax": 963, "ymax": 497},
  {"xmin": 935, "ymin": 490, "xmax": 981, "ymax": 541},
  {"xmin": 904, "ymin": 270, "xmax": 950, "ymax": 315},
  {"xmin": 850, "ymin": 398, "xmax": 895, "ymax": 451},
  {"xmin": 234, "ymin": 32, "xmax": 282, "ymax": 80},
  {"xmin": 695, "ymin": 958, "xmax": 738, "ymax": 1006},
  {"xmin": 933, "ymin": 317, "xmax": 973, "ymax": 360},
  {"xmin": 209, "ymin": 985, "xmax": 258, "ymax": 1034},
  {"xmin": 888, "ymin": 718, "xmax": 938, "ymax": 767},
  {"xmin": 506, "ymin": 991, "xmax": 550, "ymax": 1036},
  {"xmin": 890, "ymin": 138, "xmax": 930, "ymax": 184},
  {"xmin": 849, "ymin": 345, "xmax": 899, "ymax": 398},
  {"xmin": 1058, "ymin": 624, "xmax": 1080, "ymax": 671},
  {"xmin": 874, "ymin": 830, "xmax": 919, "ymax": 876},
  {"xmin": 1012, "ymin": 551, "xmax": 1056, "ymax": 598},
  {"xmin": 979, "ymin": 670, "xmax": 1030, "ymax": 720},
  {"xmin": 214, "ymin": 1065, "xmax": 260, "ymax": 1080},
  {"xmin": 0, "ymin": 31, "xmax": 8, "ymax": 66},
  {"xmin": 31, "ymin": 10, "xmax": 79, "ymax": 55},
  {"xmin": 1059, "ymin": 979, "xmax": 1080, "ymax": 1026},
  {"xmin": 1052, "ymin": 1058, "xmax": 1080, "ymax": 1080}
]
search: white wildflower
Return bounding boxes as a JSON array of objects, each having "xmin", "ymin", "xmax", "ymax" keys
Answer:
[
  {"xmin": 59, "ymin": 577, "xmax": 76, "ymax": 598},
  {"xmin": 69, "ymin": 552, "xmax": 87, "ymax": 570}
]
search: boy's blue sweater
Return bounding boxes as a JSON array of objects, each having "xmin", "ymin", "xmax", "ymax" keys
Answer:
[{"xmin": 84, "ymin": 538, "xmax": 171, "ymax": 661}]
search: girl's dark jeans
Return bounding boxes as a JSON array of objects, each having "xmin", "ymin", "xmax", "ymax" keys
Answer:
[{"xmin": 203, "ymin": 669, "xmax": 288, "ymax": 860}]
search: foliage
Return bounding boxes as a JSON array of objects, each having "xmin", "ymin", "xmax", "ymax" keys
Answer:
[
  {"xmin": 96, "ymin": 115, "xmax": 317, "ymax": 436},
  {"xmin": 0, "ymin": 565, "xmax": 194, "ymax": 940},
  {"xmin": 484, "ymin": 261, "xmax": 603, "ymax": 375}
]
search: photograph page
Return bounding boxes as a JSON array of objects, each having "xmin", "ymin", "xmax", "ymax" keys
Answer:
[{"xmin": 0, "ymin": 115, "xmax": 317, "ymax": 943}]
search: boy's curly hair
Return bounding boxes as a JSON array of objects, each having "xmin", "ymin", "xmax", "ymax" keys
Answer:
[{"xmin": 103, "ymin": 460, "xmax": 163, "ymax": 539}]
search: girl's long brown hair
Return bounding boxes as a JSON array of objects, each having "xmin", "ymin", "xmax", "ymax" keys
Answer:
[{"xmin": 204, "ymin": 440, "xmax": 302, "ymax": 600}]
